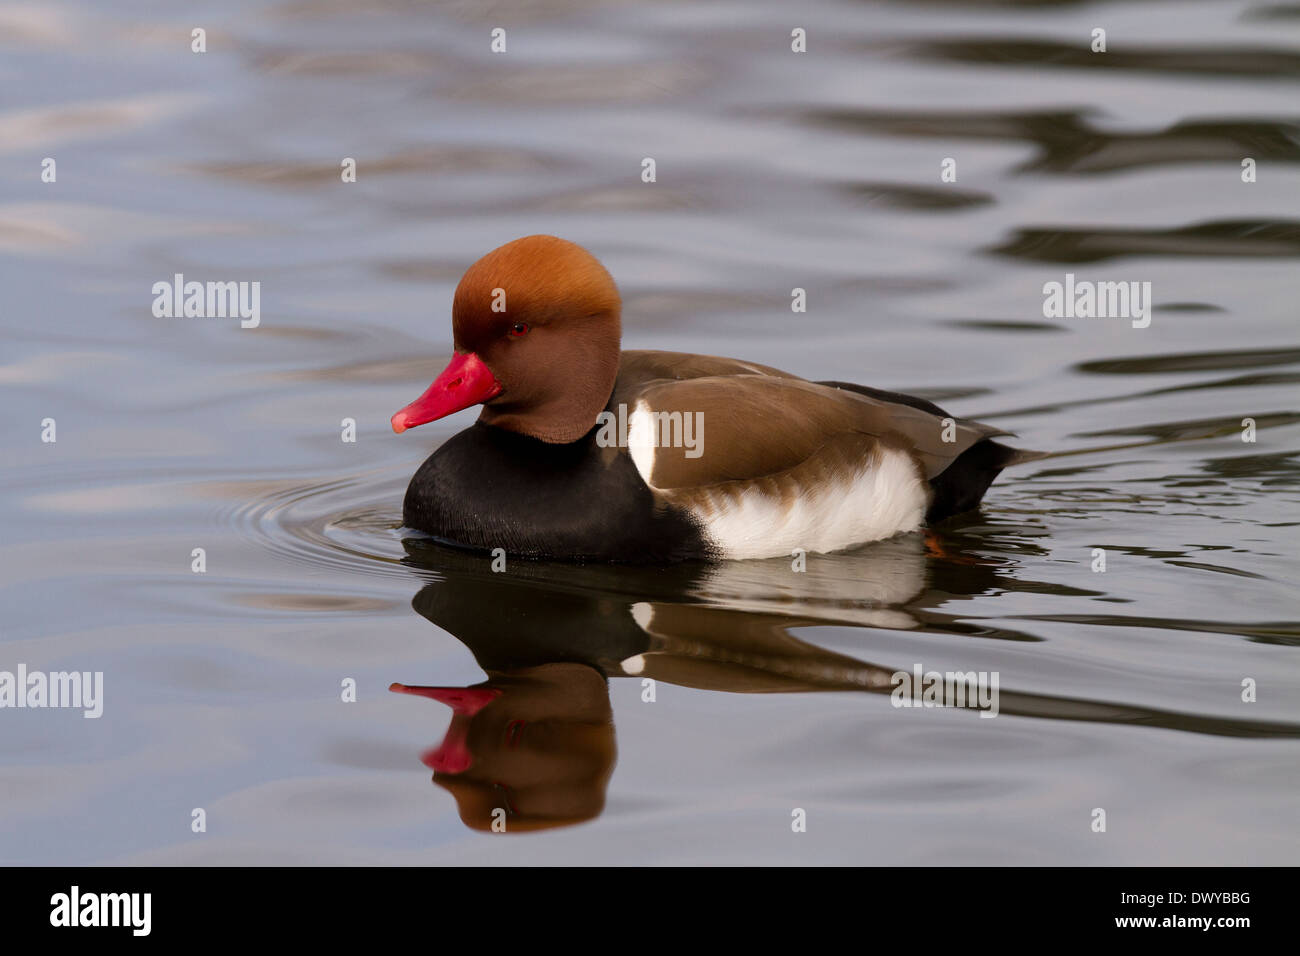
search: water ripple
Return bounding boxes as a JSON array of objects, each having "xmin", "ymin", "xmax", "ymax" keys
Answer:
[{"xmin": 225, "ymin": 469, "xmax": 409, "ymax": 579}]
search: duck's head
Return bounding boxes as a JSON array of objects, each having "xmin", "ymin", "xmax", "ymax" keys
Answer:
[{"xmin": 391, "ymin": 235, "xmax": 622, "ymax": 443}]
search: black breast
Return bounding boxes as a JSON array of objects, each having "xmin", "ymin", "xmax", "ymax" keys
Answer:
[{"xmin": 401, "ymin": 422, "xmax": 711, "ymax": 563}]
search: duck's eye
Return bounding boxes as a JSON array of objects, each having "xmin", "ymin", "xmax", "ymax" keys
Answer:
[
  {"xmin": 505, "ymin": 719, "xmax": 526, "ymax": 748},
  {"xmin": 509, "ymin": 323, "xmax": 529, "ymax": 337}
]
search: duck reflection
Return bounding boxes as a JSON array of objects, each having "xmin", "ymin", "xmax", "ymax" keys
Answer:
[
  {"xmin": 391, "ymin": 524, "xmax": 1297, "ymax": 833},
  {"xmin": 391, "ymin": 665, "xmax": 615, "ymax": 832},
  {"xmin": 391, "ymin": 533, "xmax": 947, "ymax": 832}
]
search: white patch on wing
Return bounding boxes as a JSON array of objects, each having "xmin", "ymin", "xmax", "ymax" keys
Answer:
[
  {"xmin": 626, "ymin": 400, "xmax": 656, "ymax": 484},
  {"xmin": 620, "ymin": 654, "xmax": 647, "ymax": 675},
  {"xmin": 630, "ymin": 602, "xmax": 654, "ymax": 631},
  {"xmin": 690, "ymin": 447, "xmax": 928, "ymax": 560}
]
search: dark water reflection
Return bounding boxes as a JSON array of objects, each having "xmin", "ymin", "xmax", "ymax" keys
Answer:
[
  {"xmin": 393, "ymin": 534, "xmax": 1299, "ymax": 832},
  {"xmin": 910, "ymin": 38, "xmax": 1300, "ymax": 78},
  {"xmin": 805, "ymin": 109, "xmax": 1300, "ymax": 175},
  {"xmin": 993, "ymin": 219, "xmax": 1300, "ymax": 263}
]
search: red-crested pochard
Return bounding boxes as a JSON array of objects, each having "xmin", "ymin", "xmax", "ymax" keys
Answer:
[{"xmin": 391, "ymin": 235, "xmax": 1041, "ymax": 562}]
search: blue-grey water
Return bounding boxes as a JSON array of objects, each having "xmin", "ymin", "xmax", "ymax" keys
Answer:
[{"xmin": 1, "ymin": 0, "xmax": 1297, "ymax": 864}]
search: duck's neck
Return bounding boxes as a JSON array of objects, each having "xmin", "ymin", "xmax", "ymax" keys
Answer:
[
  {"xmin": 478, "ymin": 339, "xmax": 621, "ymax": 444},
  {"xmin": 478, "ymin": 392, "xmax": 608, "ymax": 443}
]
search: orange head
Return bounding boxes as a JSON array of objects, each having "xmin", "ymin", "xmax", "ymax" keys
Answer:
[{"xmin": 391, "ymin": 235, "xmax": 622, "ymax": 443}]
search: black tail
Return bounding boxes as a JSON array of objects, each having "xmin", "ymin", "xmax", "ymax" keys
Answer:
[
  {"xmin": 925, "ymin": 438, "xmax": 1023, "ymax": 522},
  {"xmin": 816, "ymin": 380, "xmax": 1046, "ymax": 523}
]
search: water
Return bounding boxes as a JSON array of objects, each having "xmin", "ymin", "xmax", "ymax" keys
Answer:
[{"xmin": 1, "ymin": 0, "xmax": 1297, "ymax": 864}]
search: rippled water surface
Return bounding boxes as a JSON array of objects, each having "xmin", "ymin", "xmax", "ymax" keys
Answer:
[{"xmin": 2, "ymin": 0, "xmax": 1298, "ymax": 864}]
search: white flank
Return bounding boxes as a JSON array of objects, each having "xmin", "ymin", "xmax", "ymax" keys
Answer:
[
  {"xmin": 627, "ymin": 400, "xmax": 929, "ymax": 560},
  {"xmin": 691, "ymin": 447, "xmax": 928, "ymax": 560}
]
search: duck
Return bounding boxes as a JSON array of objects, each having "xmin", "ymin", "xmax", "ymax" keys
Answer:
[{"xmin": 390, "ymin": 235, "xmax": 1042, "ymax": 563}]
